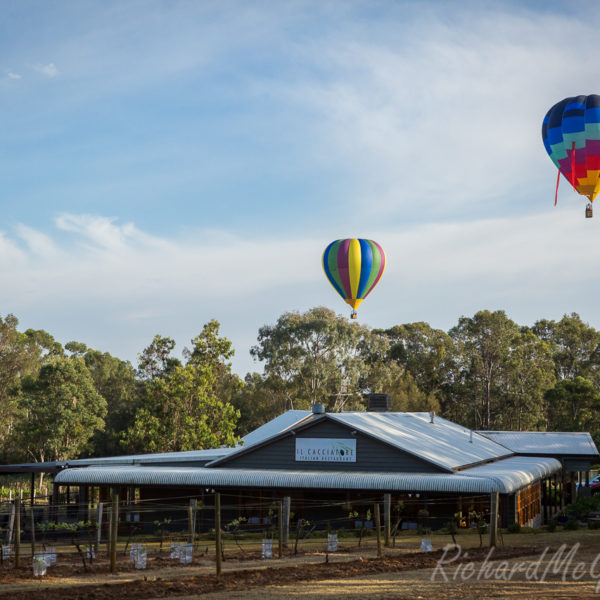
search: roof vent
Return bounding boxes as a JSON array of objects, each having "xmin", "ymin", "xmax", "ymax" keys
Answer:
[
  {"xmin": 312, "ymin": 403, "xmax": 325, "ymax": 414},
  {"xmin": 429, "ymin": 411, "xmax": 435, "ymax": 424},
  {"xmin": 366, "ymin": 393, "xmax": 391, "ymax": 412}
]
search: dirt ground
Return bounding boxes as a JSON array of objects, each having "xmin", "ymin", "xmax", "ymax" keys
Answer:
[{"xmin": 1, "ymin": 532, "xmax": 600, "ymax": 599}]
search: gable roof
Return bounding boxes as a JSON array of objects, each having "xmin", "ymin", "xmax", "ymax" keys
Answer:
[
  {"xmin": 208, "ymin": 411, "xmax": 513, "ymax": 471},
  {"xmin": 327, "ymin": 412, "xmax": 513, "ymax": 471},
  {"xmin": 476, "ymin": 431, "xmax": 600, "ymax": 457}
]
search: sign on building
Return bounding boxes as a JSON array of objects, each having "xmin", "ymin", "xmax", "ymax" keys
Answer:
[{"xmin": 295, "ymin": 439, "xmax": 356, "ymax": 462}]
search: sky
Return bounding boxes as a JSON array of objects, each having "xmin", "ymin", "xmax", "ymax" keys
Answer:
[{"xmin": 2, "ymin": 0, "xmax": 600, "ymax": 375}]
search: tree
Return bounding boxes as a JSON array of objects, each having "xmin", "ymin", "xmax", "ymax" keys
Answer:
[
  {"xmin": 373, "ymin": 322, "xmax": 454, "ymax": 401},
  {"xmin": 0, "ymin": 315, "xmax": 63, "ymax": 461},
  {"xmin": 499, "ymin": 330, "xmax": 556, "ymax": 430},
  {"xmin": 17, "ymin": 357, "xmax": 107, "ymax": 464},
  {"xmin": 122, "ymin": 321, "xmax": 240, "ymax": 453},
  {"xmin": 251, "ymin": 307, "xmax": 374, "ymax": 412},
  {"xmin": 532, "ymin": 313, "xmax": 600, "ymax": 381},
  {"xmin": 83, "ymin": 349, "xmax": 138, "ymax": 457},
  {"xmin": 449, "ymin": 310, "xmax": 520, "ymax": 430},
  {"xmin": 545, "ymin": 376, "xmax": 600, "ymax": 444},
  {"xmin": 136, "ymin": 335, "xmax": 181, "ymax": 381}
]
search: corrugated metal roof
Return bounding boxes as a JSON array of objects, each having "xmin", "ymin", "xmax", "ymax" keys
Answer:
[
  {"xmin": 53, "ymin": 456, "xmax": 561, "ymax": 494},
  {"xmin": 54, "ymin": 466, "xmax": 496, "ymax": 493},
  {"xmin": 240, "ymin": 410, "xmax": 312, "ymax": 447},
  {"xmin": 326, "ymin": 412, "xmax": 513, "ymax": 471},
  {"xmin": 459, "ymin": 456, "xmax": 562, "ymax": 494},
  {"xmin": 66, "ymin": 411, "xmax": 313, "ymax": 468},
  {"xmin": 476, "ymin": 431, "xmax": 600, "ymax": 456}
]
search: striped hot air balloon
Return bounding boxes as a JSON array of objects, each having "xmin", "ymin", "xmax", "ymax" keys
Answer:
[
  {"xmin": 322, "ymin": 238, "xmax": 386, "ymax": 319},
  {"xmin": 542, "ymin": 94, "xmax": 600, "ymax": 217}
]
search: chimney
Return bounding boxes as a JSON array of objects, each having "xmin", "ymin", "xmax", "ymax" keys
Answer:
[
  {"xmin": 366, "ymin": 393, "xmax": 391, "ymax": 412},
  {"xmin": 429, "ymin": 411, "xmax": 435, "ymax": 424},
  {"xmin": 312, "ymin": 403, "xmax": 325, "ymax": 415}
]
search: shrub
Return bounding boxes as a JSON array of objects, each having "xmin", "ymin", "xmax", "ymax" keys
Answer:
[
  {"xmin": 507, "ymin": 522, "xmax": 521, "ymax": 534},
  {"xmin": 588, "ymin": 520, "xmax": 600, "ymax": 530},
  {"xmin": 564, "ymin": 518, "xmax": 580, "ymax": 531},
  {"xmin": 546, "ymin": 518, "xmax": 558, "ymax": 532}
]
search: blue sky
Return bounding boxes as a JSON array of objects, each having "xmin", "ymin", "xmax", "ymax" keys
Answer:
[{"xmin": 2, "ymin": 0, "xmax": 600, "ymax": 375}]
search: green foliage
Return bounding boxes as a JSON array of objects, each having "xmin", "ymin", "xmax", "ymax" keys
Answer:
[
  {"xmin": 17, "ymin": 357, "xmax": 107, "ymax": 462},
  {"xmin": 546, "ymin": 518, "xmax": 558, "ymax": 532},
  {"xmin": 565, "ymin": 495, "xmax": 600, "ymax": 519},
  {"xmin": 588, "ymin": 519, "xmax": 600, "ymax": 530},
  {"xmin": 545, "ymin": 377, "xmax": 600, "ymax": 443},
  {"xmin": 507, "ymin": 522, "xmax": 522, "ymax": 533},
  {"xmin": 122, "ymin": 321, "xmax": 240, "ymax": 453},
  {"xmin": 564, "ymin": 518, "xmax": 580, "ymax": 530}
]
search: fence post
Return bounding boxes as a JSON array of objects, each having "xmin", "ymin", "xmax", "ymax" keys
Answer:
[
  {"xmin": 6, "ymin": 502, "xmax": 15, "ymax": 546},
  {"xmin": 215, "ymin": 492, "xmax": 222, "ymax": 577},
  {"xmin": 30, "ymin": 505, "xmax": 36, "ymax": 560},
  {"xmin": 15, "ymin": 498, "xmax": 21, "ymax": 568},
  {"xmin": 278, "ymin": 500, "xmax": 283, "ymax": 558},
  {"xmin": 489, "ymin": 491, "xmax": 499, "ymax": 548},
  {"xmin": 188, "ymin": 499, "xmax": 197, "ymax": 546},
  {"xmin": 96, "ymin": 502, "xmax": 103, "ymax": 554},
  {"xmin": 383, "ymin": 493, "xmax": 391, "ymax": 547},
  {"xmin": 282, "ymin": 496, "xmax": 290, "ymax": 547},
  {"xmin": 374, "ymin": 502, "xmax": 382, "ymax": 558},
  {"xmin": 110, "ymin": 493, "xmax": 119, "ymax": 573}
]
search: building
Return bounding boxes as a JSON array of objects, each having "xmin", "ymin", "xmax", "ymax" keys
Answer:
[{"xmin": 44, "ymin": 405, "xmax": 599, "ymax": 533}]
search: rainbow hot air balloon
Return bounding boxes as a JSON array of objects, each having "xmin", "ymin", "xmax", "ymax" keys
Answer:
[
  {"xmin": 322, "ymin": 238, "xmax": 386, "ymax": 319},
  {"xmin": 542, "ymin": 94, "xmax": 600, "ymax": 217}
]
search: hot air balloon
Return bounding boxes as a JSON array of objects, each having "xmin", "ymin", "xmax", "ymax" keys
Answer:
[
  {"xmin": 322, "ymin": 238, "xmax": 386, "ymax": 319},
  {"xmin": 542, "ymin": 94, "xmax": 600, "ymax": 218}
]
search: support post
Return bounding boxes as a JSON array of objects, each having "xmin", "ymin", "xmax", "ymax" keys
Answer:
[
  {"xmin": 96, "ymin": 503, "xmax": 103, "ymax": 554},
  {"xmin": 383, "ymin": 493, "xmax": 391, "ymax": 547},
  {"xmin": 278, "ymin": 499, "xmax": 283, "ymax": 558},
  {"xmin": 110, "ymin": 493, "xmax": 118, "ymax": 573},
  {"xmin": 6, "ymin": 503, "xmax": 15, "ymax": 546},
  {"xmin": 31, "ymin": 473, "xmax": 35, "ymax": 507},
  {"xmin": 30, "ymin": 505, "xmax": 36, "ymax": 560},
  {"xmin": 374, "ymin": 502, "xmax": 382, "ymax": 558},
  {"xmin": 188, "ymin": 499, "xmax": 197, "ymax": 545},
  {"xmin": 215, "ymin": 492, "xmax": 222, "ymax": 577},
  {"xmin": 15, "ymin": 498, "xmax": 21, "ymax": 568},
  {"xmin": 282, "ymin": 496, "xmax": 290, "ymax": 547},
  {"xmin": 489, "ymin": 491, "xmax": 498, "ymax": 548}
]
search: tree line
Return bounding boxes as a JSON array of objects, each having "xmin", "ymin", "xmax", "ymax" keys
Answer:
[{"xmin": 1, "ymin": 306, "xmax": 600, "ymax": 465}]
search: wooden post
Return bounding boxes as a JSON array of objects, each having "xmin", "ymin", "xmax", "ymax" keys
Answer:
[
  {"xmin": 15, "ymin": 498, "xmax": 21, "ymax": 568},
  {"xmin": 383, "ymin": 494, "xmax": 391, "ymax": 547},
  {"xmin": 374, "ymin": 502, "xmax": 382, "ymax": 558},
  {"xmin": 6, "ymin": 503, "xmax": 15, "ymax": 546},
  {"xmin": 489, "ymin": 491, "xmax": 498, "ymax": 548},
  {"xmin": 278, "ymin": 499, "xmax": 283, "ymax": 558},
  {"xmin": 282, "ymin": 496, "xmax": 290, "ymax": 547},
  {"xmin": 110, "ymin": 493, "xmax": 118, "ymax": 573},
  {"xmin": 96, "ymin": 503, "xmax": 103, "ymax": 554},
  {"xmin": 30, "ymin": 473, "xmax": 35, "ymax": 506},
  {"xmin": 188, "ymin": 499, "xmax": 197, "ymax": 545},
  {"xmin": 30, "ymin": 505, "xmax": 36, "ymax": 560},
  {"xmin": 215, "ymin": 493, "xmax": 222, "ymax": 577}
]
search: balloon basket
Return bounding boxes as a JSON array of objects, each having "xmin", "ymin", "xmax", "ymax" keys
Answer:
[
  {"xmin": 586, "ymin": 203, "xmax": 593, "ymax": 218},
  {"xmin": 350, "ymin": 311, "xmax": 358, "ymax": 320}
]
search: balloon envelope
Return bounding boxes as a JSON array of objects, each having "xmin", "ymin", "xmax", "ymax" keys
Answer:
[
  {"xmin": 542, "ymin": 94, "xmax": 600, "ymax": 202},
  {"xmin": 322, "ymin": 239, "xmax": 386, "ymax": 310}
]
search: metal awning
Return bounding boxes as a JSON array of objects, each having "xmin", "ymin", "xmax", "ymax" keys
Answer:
[{"xmin": 54, "ymin": 456, "xmax": 561, "ymax": 495}]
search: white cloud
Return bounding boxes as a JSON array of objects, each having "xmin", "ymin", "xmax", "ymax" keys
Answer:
[
  {"xmin": 2, "ymin": 210, "xmax": 600, "ymax": 375},
  {"xmin": 261, "ymin": 8, "xmax": 597, "ymax": 218},
  {"xmin": 34, "ymin": 62, "xmax": 58, "ymax": 77},
  {"xmin": 7, "ymin": 71, "xmax": 21, "ymax": 79}
]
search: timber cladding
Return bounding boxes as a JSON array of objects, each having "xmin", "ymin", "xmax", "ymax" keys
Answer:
[
  {"xmin": 216, "ymin": 418, "xmax": 444, "ymax": 473},
  {"xmin": 516, "ymin": 482, "xmax": 541, "ymax": 526}
]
